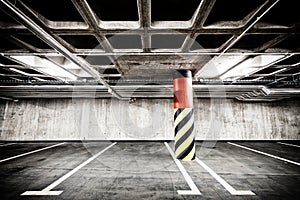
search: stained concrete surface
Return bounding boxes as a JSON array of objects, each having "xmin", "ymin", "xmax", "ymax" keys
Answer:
[
  {"xmin": 1, "ymin": 99, "xmax": 299, "ymax": 140},
  {"xmin": 0, "ymin": 142, "xmax": 299, "ymax": 199}
]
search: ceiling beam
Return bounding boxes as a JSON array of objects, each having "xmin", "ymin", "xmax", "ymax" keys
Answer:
[
  {"xmin": 70, "ymin": 0, "xmax": 124, "ymax": 74},
  {"xmin": 1, "ymin": 51, "xmax": 297, "ymax": 57},
  {"xmin": 219, "ymin": 0, "xmax": 280, "ymax": 55},
  {"xmin": 0, "ymin": 0, "xmax": 128, "ymax": 100},
  {"xmin": 0, "ymin": 26, "xmax": 296, "ymax": 35},
  {"xmin": 137, "ymin": 0, "xmax": 151, "ymax": 52},
  {"xmin": 190, "ymin": 0, "xmax": 216, "ymax": 35}
]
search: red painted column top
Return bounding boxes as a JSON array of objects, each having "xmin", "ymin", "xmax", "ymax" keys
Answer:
[{"xmin": 173, "ymin": 70, "xmax": 193, "ymax": 108}]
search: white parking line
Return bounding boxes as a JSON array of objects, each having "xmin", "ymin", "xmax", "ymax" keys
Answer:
[
  {"xmin": 0, "ymin": 143, "xmax": 16, "ymax": 147},
  {"xmin": 278, "ymin": 142, "xmax": 300, "ymax": 148},
  {"xmin": 21, "ymin": 142, "xmax": 117, "ymax": 196},
  {"xmin": 195, "ymin": 158, "xmax": 255, "ymax": 195},
  {"xmin": 164, "ymin": 142, "xmax": 201, "ymax": 195},
  {"xmin": 0, "ymin": 143, "xmax": 66, "ymax": 163},
  {"xmin": 228, "ymin": 142, "xmax": 300, "ymax": 166}
]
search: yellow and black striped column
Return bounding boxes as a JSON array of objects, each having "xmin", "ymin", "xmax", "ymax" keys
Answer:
[{"xmin": 173, "ymin": 70, "xmax": 195, "ymax": 160}]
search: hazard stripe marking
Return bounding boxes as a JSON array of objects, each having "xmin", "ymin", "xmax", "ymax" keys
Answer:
[
  {"xmin": 174, "ymin": 109, "xmax": 193, "ymax": 134},
  {"xmin": 175, "ymin": 123, "xmax": 194, "ymax": 150},
  {"xmin": 174, "ymin": 108, "xmax": 191, "ymax": 129},
  {"xmin": 174, "ymin": 108, "xmax": 195, "ymax": 160}
]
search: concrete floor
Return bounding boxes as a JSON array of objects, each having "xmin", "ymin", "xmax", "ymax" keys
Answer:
[{"xmin": 0, "ymin": 141, "xmax": 299, "ymax": 200}]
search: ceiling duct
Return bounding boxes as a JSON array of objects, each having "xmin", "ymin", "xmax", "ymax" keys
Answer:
[{"xmin": 236, "ymin": 87, "xmax": 300, "ymax": 101}]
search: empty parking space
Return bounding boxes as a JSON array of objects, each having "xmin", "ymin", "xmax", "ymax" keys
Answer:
[
  {"xmin": 0, "ymin": 142, "xmax": 65, "ymax": 161},
  {"xmin": 228, "ymin": 142, "xmax": 300, "ymax": 165},
  {"xmin": 193, "ymin": 142, "xmax": 300, "ymax": 199},
  {"xmin": 0, "ymin": 142, "xmax": 112, "ymax": 199},
  {"xmin": 0, "ymin": 141, "xmax": 299, "ymax": 199}
]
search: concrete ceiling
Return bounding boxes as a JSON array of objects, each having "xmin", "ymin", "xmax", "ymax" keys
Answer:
[{"xmin": 0, "ymin": 0, "xmax": 299, "ymax": 101}]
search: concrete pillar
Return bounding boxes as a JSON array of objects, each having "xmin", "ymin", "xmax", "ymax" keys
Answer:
[{"xmin": 173, "ymin": 70, "xmax": 195, "ymax": 160}]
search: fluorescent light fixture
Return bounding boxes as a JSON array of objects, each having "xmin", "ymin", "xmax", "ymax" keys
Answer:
[
  {"xmin": 195, "ymin": 55, "xmax": 247, "ymax": 78},
  {"xmin": 47, "ymin": 56, "xmax": 91, "ymax": 77},
  {"xmin": 47, "ymin": 56, "xmax": 81, "ymax": 69},
  {"xmin": 220, "ymin": 55, "xmax": 285, "ymax": 80},
  {"xmin": 10, "ymin": 56, "xmax": 77, "ymax": 80}
]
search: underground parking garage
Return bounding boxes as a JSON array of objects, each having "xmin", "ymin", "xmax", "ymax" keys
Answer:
[{"xmin": 0, "ymin": 0, "xmax": 300, "ymax": 199}]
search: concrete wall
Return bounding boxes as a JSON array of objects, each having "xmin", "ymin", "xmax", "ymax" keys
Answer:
[{"xmin": 0, "ymin": 98, "xmax": 299, "ymax": 140}]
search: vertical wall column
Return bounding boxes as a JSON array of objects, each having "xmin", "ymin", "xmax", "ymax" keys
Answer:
[{"xmin": 173, "ymin": 70, "xmax": 196, "ymax": 160}]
